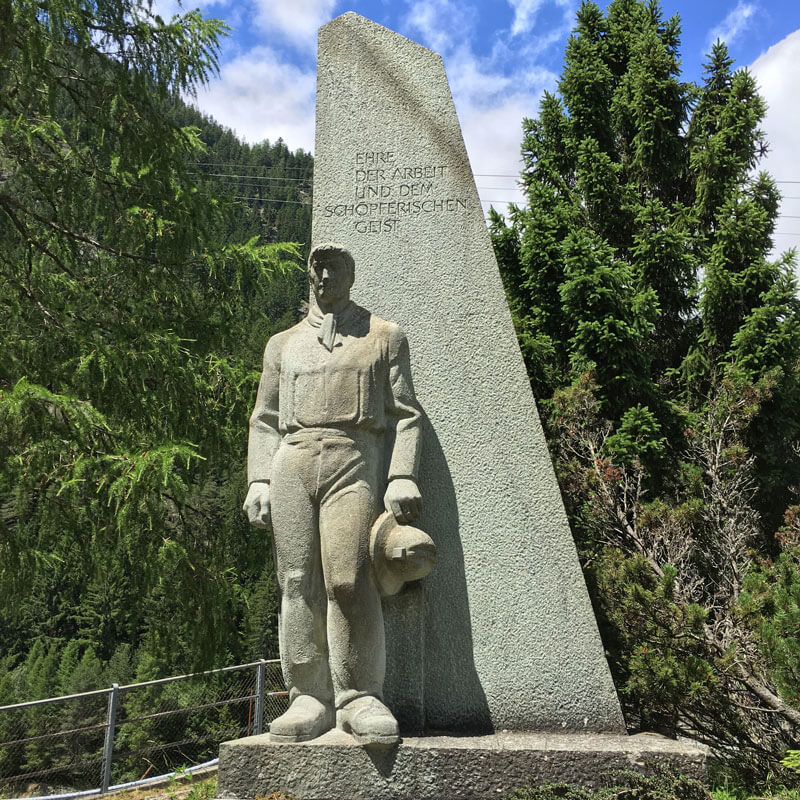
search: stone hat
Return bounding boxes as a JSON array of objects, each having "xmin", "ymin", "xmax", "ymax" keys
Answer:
[{"xmin": 369, "ymin": 511, "xmax": 436, "ymax": 596}]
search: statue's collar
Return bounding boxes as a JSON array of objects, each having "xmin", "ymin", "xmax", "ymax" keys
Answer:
[{"xmin": 306, "ymin": 300, "xmax": 356, "ymax": 351}]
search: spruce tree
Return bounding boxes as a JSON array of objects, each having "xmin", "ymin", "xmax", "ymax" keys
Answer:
[{"xmin": 491, "ymin": 0, "xmax": 800, "ymax": 775}]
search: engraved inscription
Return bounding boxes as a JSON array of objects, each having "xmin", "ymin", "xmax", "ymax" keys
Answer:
[{"xmin": 322, "ymin": 152, "xmax": 469, "ymax": 234}]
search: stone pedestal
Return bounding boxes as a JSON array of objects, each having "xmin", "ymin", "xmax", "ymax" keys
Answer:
[{"xmin": 218, "ymin": 730, "xmax": 707, "ymax": 800}]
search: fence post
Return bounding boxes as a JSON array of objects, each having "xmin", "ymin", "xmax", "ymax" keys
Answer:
[
  {"xmin": 253, "ymin": 661, "xmax": 266, "ymax": 735},
  {"xmin": 100, "ymin": 683, "xmax": 119, "ymax": 793}
]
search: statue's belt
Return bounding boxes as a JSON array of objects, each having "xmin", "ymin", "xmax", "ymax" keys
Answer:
[{"xmin": 282, "ymin": 427, "xmax": 378, "ymax": 445}]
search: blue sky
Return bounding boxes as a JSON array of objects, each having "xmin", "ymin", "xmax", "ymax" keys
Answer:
[{"xmin": 155, "ymin": 0, "xmax": 800, "ymax": 253}]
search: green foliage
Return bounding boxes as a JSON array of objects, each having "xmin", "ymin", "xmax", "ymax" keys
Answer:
[
  {"xmin": 594, "ymin": 551, "xmax": 714, "ymax": 732},
  {"xmin": 492, "ymin": 0, "xmax": 800, "ymax": 779},
  {"xmin": 604, "ymin": 405, "xmax": 666, "ymax": 467},
  {"xmin": 708, "ymin": 788, "xmax": 800, "ymax": 800},
  {"xmin": 784, "ymin": 751, "xmax": 800, "ymax": 774},
  {"xmin": 1, "ymin": 0, "xmax": 308, "ymax": 755},
  {"xmin": 740, "ymin": 517, "xmax": 800, "ymax": 707},
  {"xmin": 180, "ymin": 774, "xmax": 218, "ymax": 800},
  {"xmin": 507, "ymin": 785, "xmax": 594, "ymax": 800}
]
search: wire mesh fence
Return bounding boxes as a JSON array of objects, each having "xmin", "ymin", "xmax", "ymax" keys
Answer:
[
  {"xmin": 0, "ymin": 689, "xmax": 109, "ymax": 797},
  {"xmin": 0, "ymin": 660, "xmax": 286, "ymax": 799}
]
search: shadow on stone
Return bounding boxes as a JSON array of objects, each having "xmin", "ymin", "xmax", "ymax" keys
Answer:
[
  {"xmin": 384, "ymin": 416, "xmax": 490, "ymax": 733},
  {"xmin": 346, "ymin": 22, "xmax": 468, "ymax": 179},
  {"xmin": 364, "ymin": 743, "xmax": 400, "ymax": 777}
]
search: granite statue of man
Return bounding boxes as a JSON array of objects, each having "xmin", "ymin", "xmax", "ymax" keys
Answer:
[{"xmin": 243, "ymin": 242, "xmax": 423, "ymax": 747}]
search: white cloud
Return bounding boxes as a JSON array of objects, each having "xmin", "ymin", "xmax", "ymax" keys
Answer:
[
  {"xmin": 442, "ymin": 49, "xmax": 557, "ymax": 217},
  {"xmin": 750, "ymin": 29, "xmax": 800, "ymax": 259},
  {"xmin": 507, "ymin": 0, "xmax": 571, "ymax": 37},
  {"xmin": 458, "ymin": 96, "xmax": 533, "ymax": 216},
  {"xmin": 404, "ymin": 0, "xmax": 474, "ymax": 55},
  {"xmin": 251, "ymin": 0, "xmax": 338, "ymax": 48},
  {"xmin": 149, "ymin": 0, "xmax": 184, "ymax": 20},
  {"xmin": 192, "ymin": 46, "xmax": 317, "ymax": 151},
  {"xmin": 507, "ymin": 0, "xmax": 545, "ymax": 36},
  {"xmin": 707, "ymin": 1, "xmax": 758, "ymax": 50},
  {"xmin": 446, "ymin": 46, "xmax": 513, "ymax": 101},
  {"xmin": 161, "ymin": 0, "xmax": 338, "ymax": 49}
]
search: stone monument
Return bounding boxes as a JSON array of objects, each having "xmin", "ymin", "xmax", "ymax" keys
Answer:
[{"xmin": 218, "ymin": 13, "xmax": 707, "ymax": 799}]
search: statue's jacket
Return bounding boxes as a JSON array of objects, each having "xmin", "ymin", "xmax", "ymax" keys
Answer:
[{"xmin": 248, "ymin": 300, "xmax": 422, "ymax": 485}]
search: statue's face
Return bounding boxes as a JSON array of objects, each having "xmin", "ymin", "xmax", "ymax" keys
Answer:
[{"xmin": 309, "ymin": 254, "xmax": 353, "ymax": 305}]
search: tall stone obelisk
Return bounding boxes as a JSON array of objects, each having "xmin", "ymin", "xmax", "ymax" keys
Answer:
[{"xmin": 312, "ymin": 12, "xmax": 624, "ymax": 733}]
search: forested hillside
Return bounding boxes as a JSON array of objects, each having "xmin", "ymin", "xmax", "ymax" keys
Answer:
[
  {"xmin": 0, "ymin": 0, "xmax": 310, "ymax": 707},
  {"xmin": 171, "ymin": 103, "xmax": 313, "ymax": 251},
  {"xmin": 491, "ymin": 0, "xmax": 800, "ymax": 779}
]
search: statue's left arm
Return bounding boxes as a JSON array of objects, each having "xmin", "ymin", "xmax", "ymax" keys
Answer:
[{"xmin": 384, "ymin": 325, "xmax": 423, "ymax": 523}]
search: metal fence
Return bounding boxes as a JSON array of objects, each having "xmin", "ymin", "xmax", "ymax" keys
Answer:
[{"xmin": 0, "ymin": 660, "xmax": 287, "ymax": 799}]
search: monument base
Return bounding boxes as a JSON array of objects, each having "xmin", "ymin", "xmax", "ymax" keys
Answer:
[{"xmin": 218, "ymin": 730, "xmax": 707, "ymax": 800}]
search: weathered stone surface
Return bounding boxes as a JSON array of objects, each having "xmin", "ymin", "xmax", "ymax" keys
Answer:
[
  {"xmin": 313, "ymin": 12, "xmax": 624, "ymax": 733},
  {"xmin": 244, "ymin": 243, "xmax": 428, "ymax": 745},
  {"xmin": 218, "ymin": 731, "xmax": 707, "ymax": 800}
]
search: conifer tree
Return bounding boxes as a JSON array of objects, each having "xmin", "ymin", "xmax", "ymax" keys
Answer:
[
  {"xmin": 0, "ymin": 0, "xmax": 303, "ymax": 678},
  {"xmin": 491, "ymin": 0, "xmax": 800, "ymax": 775}
]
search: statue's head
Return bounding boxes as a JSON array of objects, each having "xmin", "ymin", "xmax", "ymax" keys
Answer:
[{"xmin": 308, "ymin": 243, "xmax": 355, "ymax": 308}]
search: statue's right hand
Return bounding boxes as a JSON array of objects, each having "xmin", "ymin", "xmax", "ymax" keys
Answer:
[{"xmin": 243, "ymin": 481, "xmax": 271, "ymax": 528}]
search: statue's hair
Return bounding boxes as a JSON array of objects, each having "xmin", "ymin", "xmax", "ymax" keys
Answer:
[{"xmin": 308, "ymin": 242, "xmax": 355, "ymax": 273}]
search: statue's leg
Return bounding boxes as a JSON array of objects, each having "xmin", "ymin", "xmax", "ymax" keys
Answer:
[
  {"xmin": 320, "ymin": 477, "xmax": 384, "ymax": 706},
  {"xmin": 268, "ymin": 441, "xmax": 334, "ymax": 741},
  {"xmin": 317, "ymin": 436, "xmax": 399, "ymax": 745},
  {"xmin": 320, "ymin": 468, "xmax": 403, "ymax": 747},
  {"xmin": 316, "ymin": 435, "xmax": 383, "ymax": 706}
]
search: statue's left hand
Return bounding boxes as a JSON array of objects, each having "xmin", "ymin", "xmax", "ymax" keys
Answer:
[{"xmin": 384, "ymin": 478, "xmax": 422, "ymax": 524}]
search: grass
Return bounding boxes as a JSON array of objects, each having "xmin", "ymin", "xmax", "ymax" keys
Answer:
[
  {"xmin": 114, "ymin": 772, "xmax": 217, "ymax": 800},
  {"xmin": 711, "ymin": 788, "xmax": 800, "ymax": 799}
]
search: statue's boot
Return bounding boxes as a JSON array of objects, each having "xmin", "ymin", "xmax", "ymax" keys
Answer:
[
  {"xmin": 337, "ymin": 696, "xmax": 400, "ymax": 747},
  {"xmin": 269, "ymin": 695, "xmax": 333, "ymax": 743}
]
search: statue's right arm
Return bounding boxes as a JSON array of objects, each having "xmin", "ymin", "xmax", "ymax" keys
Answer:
[{"xmin": 243, "ymin": 336, "xmax": 283, "ymax": 528}]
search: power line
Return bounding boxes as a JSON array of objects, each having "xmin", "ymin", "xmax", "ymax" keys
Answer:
[
  {"xmin": 193, "ymin": 161, "xmax": 800, "ymax": 185},
  {"xmin": 190, "ymin": 172, "xmax": 312, "ymax": 183},
  {"xmin": 194, "ymin": 161, "xmax": 312, "ymax": 172},
  {"xmin": 195, "ymin": 164, "xmax": 519, "ymax": 180},
  {"xmin": 198, "ymin": 192, "xmax": 310, "ymax": 205},
  {"xmin": 191, "ymin": 168, "xmax": 800, "ymax": 198},
  {"xmin": 212, "ymin": 191, "xmax": 800, "ymax": 222},
  {"xmin": 191, "ymin": 170, "xmax": 516, "ymax": 190},
  {"xmin": 224, "ymin": 196, "xmax": 310, "ymax": 205},
  {"xmin": 199, "ymin": 184, "xmax": 800, "ymax": 205},
  {"xmin": 199, "ymin": 181, "xmax": 311, "ymax": 192}
]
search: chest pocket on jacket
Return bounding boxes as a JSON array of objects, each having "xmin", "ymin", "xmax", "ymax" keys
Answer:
[
  {"xmin": 291, "ymin": 367, "xmax": 361, "ymax": 426},
  {"xmin": 321, "ymin": 367, "xmax": 362, "ymax": 423}
]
